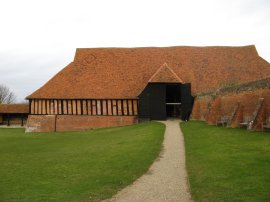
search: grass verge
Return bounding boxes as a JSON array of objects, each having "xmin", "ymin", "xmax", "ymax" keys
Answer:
[
  {"xmin": 0, "ymin": 122, "xmax": 165, "ymax": 202},
  {"xmin": 181, "ymin": 121, "xmax": 270, "ymax": 202}
]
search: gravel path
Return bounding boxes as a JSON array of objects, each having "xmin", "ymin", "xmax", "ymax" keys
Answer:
[{"xmin": 106, "ymin": 119, "xmax": 192, "ymax": 202}]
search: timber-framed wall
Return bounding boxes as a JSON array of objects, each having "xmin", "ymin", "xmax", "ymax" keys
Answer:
[
  {"xmin": 29, "ymin": 99, "xmax": 138, "ymax": 116},
  {"xmin": 26, "ymin": 98, "xmax": 139, "ymax": 132}
]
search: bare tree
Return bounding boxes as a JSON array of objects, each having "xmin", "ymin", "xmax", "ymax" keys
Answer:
[{"xmin": 0, "ymin": 84, "xmax": 16, "ymax": 104}]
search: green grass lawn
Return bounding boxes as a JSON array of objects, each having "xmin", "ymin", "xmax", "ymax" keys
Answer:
[
  {"xmin": 0, "ymin": 122, "xmax": 165, "ymax": 202},
  {"xmin": 181, "ymin": 121, "xmax": 270, "ymax": 202}
]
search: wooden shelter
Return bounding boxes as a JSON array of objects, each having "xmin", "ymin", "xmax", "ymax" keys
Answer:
[{"xmin": 0, "ymin": 104, "xmax": 29, "ymax": 126}]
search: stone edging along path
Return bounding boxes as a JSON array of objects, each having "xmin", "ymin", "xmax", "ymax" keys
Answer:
[{"xmin": 105, "ymin": 120, "xmax": 192, "ymax": 202}]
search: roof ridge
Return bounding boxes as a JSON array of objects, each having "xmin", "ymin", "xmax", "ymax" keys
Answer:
[{"xmin": 75, "ymin": 45, "xmax": 256, "ymax": 50}]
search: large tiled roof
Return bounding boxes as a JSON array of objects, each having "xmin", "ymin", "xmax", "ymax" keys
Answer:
[
  {"xmin": 0, "ymin": 104, "xmax": 29, "ymax": 114},
  {"xmin": 27, "ymin": 45, "xmax": 270, "ymax": 99}
]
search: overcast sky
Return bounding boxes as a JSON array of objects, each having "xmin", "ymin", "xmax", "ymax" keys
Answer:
[{"xmin": 0, "ymin": 0, "xmax": 269, "ymax": 102}]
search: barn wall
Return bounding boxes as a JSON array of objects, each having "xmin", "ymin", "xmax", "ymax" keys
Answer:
[
  {"xmin": 56, "ymin": 116, "xmax": 137, "ymax": 131},
  {"xmin": 26, "ymin": 115, "xmax": 56, "ymax": 132},
  {"xmin": 191, "ymin": 88, "xmax": 270, "ymax": 130},
  {"xmin": 191, "ymin": 95, "xmax": 212, "ymax": 121},
  {"xmin": 29, "ymin": 99, "xmax": 138, "ymax": 116},
  {"xmin": 207, "ymin": 97, "xmax": 222, "ymax": 124},
  {"xmin": 26, "ymin": 115, "xmax": 138, "ymax": 132}
]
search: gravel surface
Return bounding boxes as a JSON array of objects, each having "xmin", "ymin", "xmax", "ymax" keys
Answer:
[
  {"xmin": 105, "ymin": 120, "xmax": 192, "ymax": 202},
  {"xmin": 0, "ymin": 125, "xmax": 25, "ymax": 128}
]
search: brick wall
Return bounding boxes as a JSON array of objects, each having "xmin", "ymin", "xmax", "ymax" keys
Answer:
[
  {"xmin": 191, "ymin": 100, "xmax": 200, "ymax": 120},
  {"xmin": 56, "ymin": 115, "xmax": 137, "ymax": 131},
  {"xmin": 26, "ymin": 115, "xmax": 56, "ymax": 132},
  {"xmin": 191, "ymin": 88, "xmax": 270, "ymax": 130},
  {"xmin": 26, "ymin": 115, "xmax": 138, "ymax": 132},
  {"xmin": 207, "ymin": 97, "xmax": 222, "ymax": 124},
  {"xmin": 191, "ymin": 96, "xmax": 212, "ymax": 121},
  {"xmin": 252, "ymin": 99, "xmax": 266, "ymax": 129}
]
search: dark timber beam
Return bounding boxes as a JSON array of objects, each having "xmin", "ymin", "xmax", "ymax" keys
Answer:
[{"xmin": 7, "ymin": 114, "xmax": 10, "ymax": 126}]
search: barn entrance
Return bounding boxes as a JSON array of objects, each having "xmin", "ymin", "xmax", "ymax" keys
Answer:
[
  {"xmin": 138, "ymin": 83, "xmax": 193, "ymax": 121},
  {"xmin": 166, "ymin": 84, "xmax": 181, "ymax": 118}
]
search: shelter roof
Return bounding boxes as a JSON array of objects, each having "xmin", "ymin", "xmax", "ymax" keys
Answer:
[{"xmin": 0, "ymin": 104, "xmax": 29, "ymax": 114}]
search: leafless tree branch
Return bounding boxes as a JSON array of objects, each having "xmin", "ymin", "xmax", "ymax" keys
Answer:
[{"xmin": 0, "ymin": 84, "xmax": 16, "ymax": 104}]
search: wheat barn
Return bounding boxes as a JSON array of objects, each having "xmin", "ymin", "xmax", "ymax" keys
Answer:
[{"xmin": 26, "ymin": 45, "xmax": 270, "ymax": 132}]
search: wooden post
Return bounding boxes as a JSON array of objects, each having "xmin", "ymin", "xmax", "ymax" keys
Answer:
[
  {"xmin": 7, "ymin": 114, "xmax": 10, "ymax": 126},
  {"xmin": 116, "ymin": 100, "xmax": 119, "ymax": 115},
  {"xmin": 127, "ymin": 100, "xmax": 130, "ymax": 115},
  {"xmin": 100, "ymin": 100, "xmax": 103, "ymax": 115},
  {"xmin": 86, "ymin": 100, "xmax": 89, "ymax": 115},
  {"xmin": 21, "ymin": 114, "xmax": 24, "ymax": 126},
  {"xmin": 121, "ymin": 100, "xmax": 124, "ymax": 116},
  {"xmin": 110, "ymin": 100, "xmax": 113, "ymax": 115},
  {"xmin": 131, "ymin": 99, "xmax": 134, "ymax": 116},
  {"xmin": 33, "ymin": 100, "xmax": 35, "ymax": 114},
  {"xmin": 29, "ymin": 100, "xmax": 32, "ymax": 114}
]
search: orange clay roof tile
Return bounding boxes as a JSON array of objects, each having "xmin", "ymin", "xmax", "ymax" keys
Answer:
[
  {"xmin": 27, "ymin": 45, "xmax": 270, "ymax": 99},
  {"xmin": 0, "ymin": 104, "xmax": 29, "ymax": 114}
]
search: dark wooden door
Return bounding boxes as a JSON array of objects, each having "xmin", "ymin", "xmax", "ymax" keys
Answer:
[
  {"xmin": 180, "ymin": 83, "xmax": 193, "ymax": 120},
  {"xmin": 139, "ymin": 83, "xmax": 166, "ymax": 120},
  {"xmin": 139, "ymin": 83, "xmax": 193, "ymax": 121}
]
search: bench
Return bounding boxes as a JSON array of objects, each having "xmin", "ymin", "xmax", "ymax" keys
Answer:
[
  {"xmin": 262, "ymin": 117, "xmax": 270, "ymax": 132},
  {"xmin": 216, "ymin": 116, "xmax": 231, "ymax": 127},
  {"xmin": 239, "ymin": 116, "xmax": 253, "ymax": 128}
]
